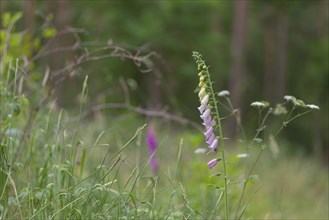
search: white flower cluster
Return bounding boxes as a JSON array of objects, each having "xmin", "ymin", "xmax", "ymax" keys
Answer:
[
  {"xmin": 306, "ymin": 104, "xmax": 320, "ymax": 110},
  {"xmin": 284, "ymin": 95, "xmax": 295, "ymax": 101},
  {"xmin": 218, "ymin": 90, "xmax": 230, "ymax": 97},
  {"xmin": 251, "ymin": 101, "xmax": 265, "ymax": 108},
  {"xmin": 284, "ymin": 95, "xmax": 319, "ymax": 110},
  {"xmin": 236, "ymin": 153, "xmax": 249, "ymax": 158}
]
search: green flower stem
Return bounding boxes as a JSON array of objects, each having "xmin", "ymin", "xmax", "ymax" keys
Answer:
[
  {"xmin": 193, "ymin": 52, "xmax": 228, "ymax": 219},
  {"xmin": 275, "ymin": 109, "xmax": 312, "ymax": 137},
  {"xmin": 235, "ymin": 108, "xmax": 271, "ymax": 219},
  {"xmin": 204, "ymin": 66, "xmax": 229, "ymax": 220},
  {"xmin": 235, "ymin": 148, "xmax": 264, "ymax": 220},
  {"xmin": 225, "ymin": 97, "xmax": 246, "ymax": 141}
]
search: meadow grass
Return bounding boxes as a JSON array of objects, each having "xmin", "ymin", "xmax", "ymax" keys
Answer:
[
  {"xmin": 1, "ymin": 99, "xmax": 328, "ymax": 219},
  {"xmin": 1, "ymin": 63, "xmax": 327, "ymax": 219}
]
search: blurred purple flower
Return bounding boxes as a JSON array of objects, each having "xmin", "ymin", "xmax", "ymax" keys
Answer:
[
  {"xmin": 146, "ymin": 125, "xmax": 158, "ymax": 175},
  {"xmin": 207, "ymin": 159, "xmax": 218, "ymax": 169}
]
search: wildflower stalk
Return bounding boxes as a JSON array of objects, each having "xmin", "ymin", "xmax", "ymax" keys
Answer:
[
  {"xmin": 204, "ymin": 66, "xmax": 229, "ymax": 220},
  {"xmin": 235, "ymin": 108, "xmax": 271, "ymax": 219},
  {"xmin": 235, "ymin": 98, "xmax": 319, "ymax": 219},
  {"xmin": 192, "ymin": 52, "xmax": 229, "ymax": 219},
  {"xmin": 275, "ymin": 96, "xmax": 319, "ymax": 136},
  {"xmin": 275, "ymin": 109, "xmax": 312, "ymax": 137},
  {"xmin": 223, "ymin": 96, "xmax": 246, "ymax": 141}
]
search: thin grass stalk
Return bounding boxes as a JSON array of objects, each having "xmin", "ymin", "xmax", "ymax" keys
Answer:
[
  {"xmin": 174, "ymin": 138, "xmax": 183, "ymax": 181},
  {"xmin": 234, "ymin": 108, "xmax": 271, "ymax": 219},
  {"xmin": 210, "ymin": 190, "xmax": 224, "ymax": 220}
]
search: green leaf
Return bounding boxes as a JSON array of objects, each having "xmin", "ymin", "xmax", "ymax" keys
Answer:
[
  {"xmin": 42, "ymin": 27, "xmax": 57, "ymax": 38},
  {"xmin": 2, "ymin": 12, "xmax": 22, "ymax": 28}
]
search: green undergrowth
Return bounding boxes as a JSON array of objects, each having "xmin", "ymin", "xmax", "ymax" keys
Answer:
[
  {"xmin": 1, "ymin": 106, "xmax": 328, "ymax": 219},
  {"xmin": 1, "ymin": 12, "xmax": 327, "ymax": 219},
  {"xmin": 1, "ymin": 66, "xmax": 327, "ymax": 219}
]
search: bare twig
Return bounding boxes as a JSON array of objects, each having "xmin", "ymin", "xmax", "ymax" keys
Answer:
[
  {"xmin": 119, "ymin": 77, "xmax": 130, "ymax": 105},
  {"xmin": 74, "ymin": 102, "xmax": 202, "ymax": 131},
  {"xmin": 4, "ymin": 25, "xmax": 175, "ymax": 154},
  {"xmin": 47, "ymin": 44, "xmax": 156, "ymax": 85}
]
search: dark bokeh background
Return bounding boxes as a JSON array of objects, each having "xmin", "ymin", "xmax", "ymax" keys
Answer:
[{"xmin": 1, "ymin": 0, "xmax": 328, "ymax": 160}]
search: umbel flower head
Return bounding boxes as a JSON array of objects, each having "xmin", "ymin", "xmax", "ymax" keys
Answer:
[
  {"xmin": 306, "ymin": 104, "xmax": 319, "ymax": 110},
  {"xmin": 193, "ymin": 51, "xmax": 220, "ymax": 168},
  {"xmin": 218, "ymin": 90, "xmax": 230, "ymax": 97}
]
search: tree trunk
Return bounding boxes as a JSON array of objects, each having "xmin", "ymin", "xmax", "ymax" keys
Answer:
[
  {"xmin": 275, "ymin": 14, "xmax": 288, "ymax": 103},
  {"xmin": 263, "ymin": 6, "xmax": 276, "ymax": 102},
  {"xmin": 264, "ymin": 7, "xmax": 288, "ymax": 104},
  {"xmin": 23, "ymin": 0, "xmax": 36, "ymax": 34},
  {"xmin": 228, "ymin": 0, "xmax": 249, "ymax": 138},
  {"xmin": 314, "ymin": 0, "xmax": 328, "ymax": 162},
  {"xmin": 147, "ymin": 69, "xmax": 162, "ymax": 110},
  {"xmin": 47, "ymin": 0, "xmax": 72, "ymax": 108}
]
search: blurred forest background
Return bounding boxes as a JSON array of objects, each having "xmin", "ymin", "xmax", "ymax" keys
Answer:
[{"xmin": 1, "ymin": 0, "xmax": 328, "ymax": 161}]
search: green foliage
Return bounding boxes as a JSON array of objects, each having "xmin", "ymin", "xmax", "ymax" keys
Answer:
[
  {"xmin": 0, "ymin": 12, "xmax": 40, "ymax": 76},
  {"xmin": 0, "ymin": 54, "xmax": 326, "ymax": 220},
  {"xmin": 73, "ymin": 1, "xmax": 327, "ymax": 153},
  {"xmin": 42, "ymin": 27, "xmax": 57, "ymax": 39},
  {"xmin": 0, "ymin": 4, "xmax": 327, "ymax": 220},
  {"xmin": 4, "ymin": 1, "xmax": 327, "ymax": 152}
]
